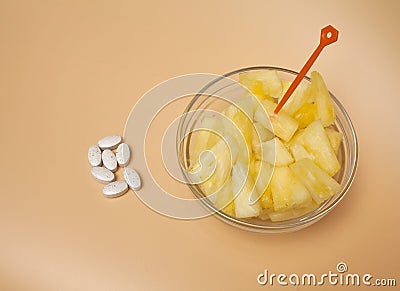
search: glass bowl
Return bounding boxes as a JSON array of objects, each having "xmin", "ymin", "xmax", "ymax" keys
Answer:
[{"xmin": 177, "ymin": 66, "xmax": 358, "ymax": 233}]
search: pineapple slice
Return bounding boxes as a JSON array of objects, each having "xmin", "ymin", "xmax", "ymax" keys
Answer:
[
  {"xmin": 325, "ymin": 127, "xmax": 343, "ymax": 154},
  {"xmin": 251, "ymin": 124, "xmax": 272, "ymax": 155},
  {"xmin": 249, "ymin": 160, "xmax": 273, "ymax": 210},
  {"xmin": 278, "ymin": 80, "xmax": 312, "ymax": 115},
  {"xmin": 260, "ymin": 185, "xmax": 273, "ymax": 209},
  {"xmin": 254, "ymin": 99, "xmax": 299, "ymax": 142},
  {"xmin": 252, "ymin": 160, "xmax": 273, "ymax": 196},
  {"xmin": 287, "ymin": 128, "xmax": 305, "ymax": 145},
  {"xmin": 255, "ymin": 137, "xmax": 294, "ymax": 166},
  {"xmin": 223, "ymin": 104, "xmax": 253, "ymax": 147},
  {"xmin": 301, "ymin": 120, "xmax": 340, "ymax": 176},
  {"xmin": 190, "ymin": 115, "xmax": 222, "ymax": 164},
  {"xmin": 311, "ymin": 71, "xmax": 335, "ymax": 126},
  {"xmin": 234, "ymin": 94, "xmax": 259, "ymax": 121},
  {"xmin": 270, "ymin": 166, "xmax": 312, "ymax": 211},
  {"xmin": 232, "ymin": 161, "xmax": 261, "ymax": 218},
  {"xmin": 268, "ymin": 202, "xmax": 318, "ymax": 222},
  {"xmin": 239, "ymin": 70, "xmax": 282, "ymax": 99},
  {"xmin": 253, "ymin": 122, "xmax": 274, "ymax": 142},
  {"xmin": 198, "ymin": 139, "xmax": 232, "ymax": 195},
  {"xmin": 239, "ymin": 75, "xmax": 269, "ymax": 101},
  {"xmin": 280, "ymin": 79, "xmax": 291, "ymax": 100},
  {"xmin": 214, "ymin": 177, "xmax": 235, "ymax": 216},
  {"xmin": 293, "ymin": 102, "xmax": 317, "ymax": 129},
  {"xmin": 290, "ymin": 158, "xmax": 341, "ymax": 204},
  {"xmin": 289, "ymin": 143, "xmax": 314, "ymax": 162}
]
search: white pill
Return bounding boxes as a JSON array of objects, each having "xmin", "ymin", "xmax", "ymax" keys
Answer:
[
  {"xmin": 91, "ymin": 167, "xmax": 115, "ymax": 183},
  {"xmin": 98, "ymin": 135, "xmax": 122, "ymax": 150},
  {"xmin": 103, "ymin": 181, "xmax": 128, "ymax": 198},
  {"xmin": 124, "ymin": 167, "xmax": 142, "ymax": 190},
  {"xmin": 102, "ymin": 149, "xmax": 118, "ymax": 172},
  {"xmin": 116, "ymin": 143, "xmax": 131, "ymax": 166},
  {"xmin": 88, "ymin": 145, "xmax": 102, "ymax": 167}
]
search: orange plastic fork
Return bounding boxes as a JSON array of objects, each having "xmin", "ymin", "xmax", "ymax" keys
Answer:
[{"xmin": 274, "ymin": 25, "xmax": 339, "ymax": 114}]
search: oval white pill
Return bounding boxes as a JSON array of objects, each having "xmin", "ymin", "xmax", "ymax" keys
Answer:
[
  {"xmin": 124, "ymin": 167, "xmax": 142, "ymax": 190},
  {"xmin": 102, "ymin": 149, "xmax": 118, "ymax": 172},
  {"xmin": 116, "ymin": 143, "xmax": 131, "ymax": 166},
  {"xmin": 91, "ymin": 167, "xmax": 115, "ymax": 183},
  {"xmin": 103, "ymin": 181, "xmax": 128, "ymax": 198},
  {"xmin": 88, "ymin": 145, "xmax": 102, "ymax": 167},
  {"xmin": 98, "ymin": 135, "xmax": 122, "ymax": 150}
]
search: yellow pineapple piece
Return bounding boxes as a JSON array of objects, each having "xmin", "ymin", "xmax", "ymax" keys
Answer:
[
  {"xmin": 289, "ymin": 143, "xmax": 314, "ymax": 162},
  {"xmin": 239, "ymin": 70, "xmax": 282, "ymax": 99},
  {"xmin": 278, "ymin": 80, "xmax": 312, "ymax": 115},
  {"xmin": 268, "ymin": 202, "xmax": 318, "ymax": 222},
  {"xmin": 254, "ymin": 99, "xmax": 299, "ymax": 142},
  {"xmin": 325, "ymin": 127, "xmax": 343, "ymax": 154},
  {"xmin": 190, "ymin": 115, "xmax": 222, "ymax": 164},
  {"xmin": 214, "ymin": 177, "xmax": 235, "ymax": 216},
  {"xmin": 287, "ymin": 128, "xmax": 305, "ymax": 145},
  {"xmin": 290, "ymin": 158, "xmax": 341, "ymax": 204},
  {"xmin": 270, "ymin": 166, "xmax": 312, "ymax": 211},
  {"xmin": 223, "ymin": 104, "xmax": 252, "ymax": 147},
  {"xmin": 234, "ymin": 94, "xmax": 259, "ymax": 121},
  {"xmin": 251, "ymin": 124, "xmax": 274, "ymax": 157},
  {"xmin": 300, "ymin": 120, "xmax": 340, "ymax": 176},
  {"xmin": 198, "ymin": 139, "xmax": 232, "ymax": 195},
  {"xmin": 280, "ymin": 79, "xmax": 291, "ymax": 99},
  {"xmin": 311, "ymin": 71, "xmax": 335, "ymax": 126},
  {"xmin": 260, "ymin": 185, "xmax": 273, "ymax": 209},
  {"xmin": 252, "ymin": 160, "xmax": 273, "ymax": 196},
  {"xmin": 232, "ymin": 161, "xmax": 261, "ymax": 218},
  {"xmin": 255, "ymin": 137, "xmax": 294, "ymax": 166},
  {"xmin": 250, "ymin": 160, "xmax": 273, "ymax": 209},
  {"xmin": 239, "ymin": 75, "xmax": 269, "ymax": 101},
  {"xmin": 293, "ymin": 102, "xmax": 317, "ymax": 129}
]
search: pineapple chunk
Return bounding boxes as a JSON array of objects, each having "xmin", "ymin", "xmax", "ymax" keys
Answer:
[
  {"xmin": 287, "ymin": 128, "xmax": 305, "ymax": 145},
  {"xmin": 252, "ymin": 160, "xmax": 273, "ymax": 195},
  {"xmin": 239, "ymin": 75, "xmax": 269, "ymax": 101},
  {"xmin": 222, "ymin": 105, "xmax": 253, "ymax": 163},
  {"xmin": 278, "ymin": 80, "xmax": 312, "ymax": 115},
  {"xmin": 293, "ymin": 102, "xmax": 317, "ymax": 129},
  {"xmin": 198, "ymin": 139, "xmax": 232, "ymax": 195},
  {"xmin": 214, "ymin": 177, "xmax": 235, "ymax": 216},
  {"xmin": 311, "ymin": 71, "xmax": 335, "ymax": 126},
  {"xmin": 254, "ymin": 99, "xmax": 299, "ymax": 142},
  {"xmin": 239, "ymin": 70, "xmax": 282, "ymax": 99},
  {"xmin": 256, "ymin": 137, "xmax": 294, "ymax": 166},
  {"xmin": 290, "ymin": 159, "xmax": 341, "ymax": 204},
  {"xmin": 234, "ymin": 94, "xmax": 259, "ymax": 121},
  {"xmin": 325, "ymin": 127, "xmax": 343, "ymax": 154},
  {"xmin": 289, "ymin": 143, "xmax": 314, "ymax": 162},
  {"xmin": 271, "ymin": 166, "xmax": 312, "ymax": 211},
  {"xmin": 223, "ymin": 104, "xmax": 253, "ymax": 146},
  {"xmin": 232, "ymin": 162, "xmax": 261, "ymax": 218},
  {"xmin": 190, "ymin": 115, "xmax": 222, "ymax": 163},
  {"xmin": 251, "ymin": 123, "xmax": 274, "ymax": 156},
  {"xmin": 280, "ymin": 79, "xmax": 291, "ymax": 100},
  {"xmin": 268, "ymin": 202, "xmax": 318, "ymax": 222},
  {"xmin": 250, "ymin": 160, "xmax": 273, "ymax": 210},
  {"xmin": 253, "ymin": 122, "xmax": 274, "ymax": 142},
  {"xmin": 260, "ymin": 185, "xmax": 273, "ymax": 209},
  {"xmin": 301, "ymin": 120, "xmax": 340, "ymax": 176}
]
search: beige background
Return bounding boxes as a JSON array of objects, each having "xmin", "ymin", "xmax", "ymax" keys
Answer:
[{"xmin": 1, "ymin": 0, "xmax": 399, "ymax": 290}]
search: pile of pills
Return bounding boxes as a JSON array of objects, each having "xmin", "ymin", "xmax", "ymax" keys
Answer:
[{"xmin": 88, "ymin": 135, "xmax": 141, "ymax": 198}]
